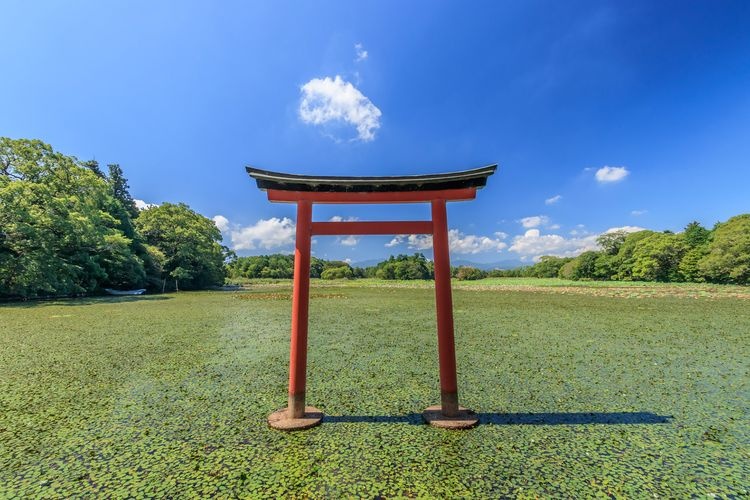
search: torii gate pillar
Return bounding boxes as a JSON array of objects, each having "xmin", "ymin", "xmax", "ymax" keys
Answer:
[{"xmin": 247, "ymin": 165, "xmax": 497, "ymax": 430}]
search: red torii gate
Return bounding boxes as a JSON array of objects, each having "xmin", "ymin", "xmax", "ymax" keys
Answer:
[{"xmin": 246, "ymin": 165, "xmax": 496, "ymax": 430}]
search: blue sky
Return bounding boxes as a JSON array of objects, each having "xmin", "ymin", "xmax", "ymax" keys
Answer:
[{"xmin": 3, "ymin": 1, "xmax": 749, "ymax": 264}]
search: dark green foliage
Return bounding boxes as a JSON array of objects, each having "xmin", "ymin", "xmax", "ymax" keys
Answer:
[
  {"xmin": 370, "ymin": 253, "xmax": 434, "ymax": 280},
  {"xmin": 0, "ymin": 138, "xmax": 147, "ymax": 297},
  {"xmin": 569, "ymin": 251, "xmax": 599, "ymax": 280},
  {"xmin": 320, "ymin": 265, "xmax": 354, "ymax": 279},
  {"xmin": 683, "ymin": 221, "xmax": 711, "ymax": 247},
  {"xmin": 629, "ymin": 232, "xmax": 687, "ymax": 282},
  {"xmin": 454, "ymin": 266, "xmax": 486, "ymax": 280},
  {"xmin": 227, "ymin": 255, "xmax": 359, "ymax": 279},
  {"xmin": 527, "ymin": 255, "xmax": 572, "ymax": 278},
  {"xmin": 107, "ymin": 163, "xmax": 139, "ymax": 220},
  {"xmin": 135, "ymin": 203, "xmax": 228, "ymax": 290},
  {"xmin": 0, "ymin": 138, "xmax": 229, "ymax": 297},
  {"xmin": 228, "ymin": 254, "xmax": 295, "ymax": 279},
  {"xmin": 1, "ymin": 285, "xmax": 748, "ymax": 497},
  {"xmin": 697, "ymin": 214, "xmax": 750, "ymax": 284}
]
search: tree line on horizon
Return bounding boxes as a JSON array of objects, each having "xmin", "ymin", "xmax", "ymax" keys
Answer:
[
  {"xmin": 498, "ymin": 217, "xmax": 750, "ymax": 285},
  {"xmin": 2, "ymin": 137, "xmax": 749, "ymax": 300},
  {"xmin": 228, "ymin": 222, "xmax": 750, "ymax": 285}
]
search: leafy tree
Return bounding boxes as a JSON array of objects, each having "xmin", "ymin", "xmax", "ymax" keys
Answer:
[
  {"xmin": 698, "ymin": 214, "xmax": 750, "ymax": 284},
  {"xmin": 611, "ymin": 230, "xmax": 655, "ymax": 280},
  {"xmin": 135, "ymin": 203, "xmax": 228, "ymax": 290},
  {"xmin": 525, "ymin": 256, "xmax": 571, "ymax": 278},
  {"xmin": 678, "ymin": 246, "xmax": 708, "ymax": 283},
  {"xmin": 557, "ymin": 259, "xmax": 577, "ymax": 280},
  {"xmin": 81, "ymin": 159, "xmax": 106, "ymax": 179},
  {"xmin": 0, "ymin": 138, "xmax": 147, "ymax": 297},
  {"xmin": 597, "ymin": 230, "xmax": 629, "ymax": 255},
  {"xmin": 321, "ymin": 265, "xmax": 354, "ymax": 279},
  {"xmin": 569, "ymin": 251, "xmax": 599, "ymax": 280},
  {"xmin": 370, "ymin": 253, "xmax": 433, "ymax": 280},
  {"xmin": 107, "ymin": 163, "xmax": 139, "ymax": 220},
  {"xmin": 454, "ymin": 266, "xmax": 486, "ymax": 280},
  {"xmin": 629, "ymin": 232, "xmax": 687, "ymax": 282},
  {"xmin": 683, "ymin": 221, "xmax": 711, "ymax": 247}
]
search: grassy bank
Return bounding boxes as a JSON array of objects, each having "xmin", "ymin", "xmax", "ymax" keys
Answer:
[{"xmin": 1, "ymin": 283, "xmax": 748, "ymax": 497}]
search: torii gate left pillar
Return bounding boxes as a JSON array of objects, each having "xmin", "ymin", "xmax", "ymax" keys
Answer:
[{"xmin": 247, "ymin": 165, "xmax": 496, "ymax": 430}]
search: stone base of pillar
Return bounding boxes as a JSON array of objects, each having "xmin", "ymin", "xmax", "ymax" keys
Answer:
[
  {"xmin": 267, "ymin": 406, "xmax": 323, "ymax": 431},
  {"xmin": 422, "ymin": 405, "xmax": 479, "ymax": 429}
]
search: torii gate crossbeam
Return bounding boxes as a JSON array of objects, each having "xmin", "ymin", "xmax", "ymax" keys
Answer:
[{"xmin": 246, "ymin": 165, "xmax": 497, "ymax": 430}]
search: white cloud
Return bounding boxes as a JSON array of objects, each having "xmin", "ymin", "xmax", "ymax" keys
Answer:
[
  {"xmin": 212, "ymin": 215, "xmax": 230, "ymax": 232},
  {"xmin": 385, "ymin": 229, "xmax": 507, "ymax": 254},
  {"xmin": 386, "ymin": 234, "xmax": 432, "ymax": 250},
  {"xmin": 509, "ymin": 229, "xmax": 599, "ymax": 261},
  {"xmin": 548, "ymin": 224, "xmax": 561, "ymax": 230},
  {"xmin": 509, "ymin": 225, "xmax": 646, "ymax": 261},
  {"xmin": 338, "ymin": 235, "xmax": 359, "ymax": 246},
  {"xmin": 329, "ymin": 216, "xmax": 360, "ymax": 246},
  {"xmin": 134, "ymin": 199, "xmax": 158, "ymax": 210},
  {"xmin": 595, "ymin": 166, "xmax": 629, "ymax": 183},
  {"xmin": 218, "ymin": 217, "xmax": 296, "ymax": 251},
  {"xmin": 605, "ymin": 226, "xmax": 645, "ymax": 234},
  {"xmin": 545, "ymin": 194, "xmax": 562, "ymax": 205},
  {"xmin": 299, "ymin": 75, "xmax": 382, "ymax": 142},
  {"xmin": 520, "ymin": 215, "xmax": 550, "ymax": 228},
  {"xmin": 494, "ymin": 231, "xmax": 508, "ymax": 240},
  {"xmin": 354, "ymin": 43, "xmax": 368, "ymax": 62},
  {"xmin": 631, "ymin": 209, "xmax": 647, "ymax": 216}
]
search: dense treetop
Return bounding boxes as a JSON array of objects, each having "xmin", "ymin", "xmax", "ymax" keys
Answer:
[{"xmin": 0, "ymin": 138, "xmax": 227, "ymax": 298}]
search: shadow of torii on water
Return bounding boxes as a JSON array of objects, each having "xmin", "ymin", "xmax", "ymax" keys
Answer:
[{"xmin": 322, "ymin": 412, "xmax": 673, "ymax": 426}]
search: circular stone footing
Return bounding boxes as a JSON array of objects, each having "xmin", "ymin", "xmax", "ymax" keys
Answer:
[
  {"xmin": 422, "ymin": 405, "xmax": 479, "ymax": 429},
  {"xmin": 267, "ymin": 406, "xmax": 324, "ymax": 431}
]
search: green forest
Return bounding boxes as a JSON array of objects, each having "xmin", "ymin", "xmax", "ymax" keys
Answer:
[
  {"xmin": 2, "ymin": 137, "xmax": 749, "ymax": 299},
  {"xmin": 498, "ymin": 217, "xmax": 750, "ymax": 285},
  {"xmin": 0, "ymin": 138, "xmax": 229, "ymax": 298}
]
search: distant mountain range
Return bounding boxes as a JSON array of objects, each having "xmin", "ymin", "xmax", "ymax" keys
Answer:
[{"xmin": 352, "ymin": 257, "xmax": 525, "ymax": 270}]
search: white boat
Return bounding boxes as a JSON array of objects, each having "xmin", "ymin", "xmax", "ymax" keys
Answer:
[{"xmin": 104, "ymin": 288, "xmax": 146, "ymax": 296}]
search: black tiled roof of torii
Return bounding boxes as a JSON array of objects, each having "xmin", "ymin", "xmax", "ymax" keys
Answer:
[{"xmin": 245, "ymin": 164, "xmax": 497, "ymax": 193}]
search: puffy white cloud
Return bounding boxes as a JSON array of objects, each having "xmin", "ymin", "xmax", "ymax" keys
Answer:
[
  {"xmin": 329, "ymin": 216, "xmax": 359, "ymax": 246},
  {"xmin": 449, "ymin": 230, "xmax": 508, "ymax": 254},
  {"xmin": 299, "ymin": 75, "xmax": 382, "ymax": 142},
  {"xmin": 212, "ymin": 215, "xmax": 230, "ymax": 232},
  {"xmin": 385, "ymin": 229, "xmax": 507, "ymax": 254},
  {"xmin": 595, "ymin": 166, "xmax": 629, "ymax": 183},
  {"xmin": 354, "ymin": 43, "xmax": 368, "ymax": 62},
  {"xmin": 509, "ymin": 225, "xmax": 646, "ymax": 261},
  {"xmin": 217, "ymin": 217, "xmax": 296, "ymax": 251},
  {"xmin": 134, "ymin": 199, "xmax": 158, "ymax": 210},
  {"xmin": 386, "ymin": 234, "xmax": 432, "ymax": 250},
  {"xmin": 509, "ymin": 229, "xmax": 599, "ymax": 261},
  {"xmin": 520, "ymin": 215, "xmax": 550, "ymax": 228},
  {"xmin": 545, "ymin": 194, "xmax": 562, "ymax": 205},
  {"xmin": 338, "ymin": 235, "xmax": 359, "ymax": 246}
]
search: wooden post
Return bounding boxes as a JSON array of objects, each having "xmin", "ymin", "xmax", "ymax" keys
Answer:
[
  {"xmin": 267, "ymin": 200, "xmax": 323, "ymax": 430},
  {"xmin": 431, "ymin": 200, "xmax": 459, "ymax": 417},
  {"xmin": 288, "ymin": 200, "xmax": 312, "ymax": 418},
  {"xmin": 421, "ymin": 200, "xmax": 478, "ymax": 428}
]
